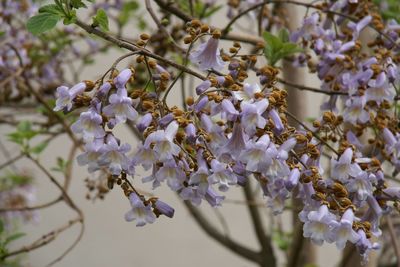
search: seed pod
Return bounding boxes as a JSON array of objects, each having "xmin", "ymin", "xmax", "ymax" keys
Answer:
[{"xmin": 140, "ymin": 33, "xmax": 150, "ymax": 40}]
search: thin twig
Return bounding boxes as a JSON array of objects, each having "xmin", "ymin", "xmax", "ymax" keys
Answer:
[
  {"xmin": 0, "ymin": 196, "xmax": 62, "ymax": 213},
  {"xmin": 0, "ymin": 153, "xmax": 24, "ymax": 171},
  {"xmin": 75, "ymin": 20, "xmax": 207, "ymax": 81}
]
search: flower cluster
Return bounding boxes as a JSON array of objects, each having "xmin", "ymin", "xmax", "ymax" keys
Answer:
[
  {"xmin": 289, "ymin": 0, "xmax": 400, "ymax": 260},
  {"xmin": 51, "ymin": 0, "xmax": 400, "ymax": 262}
]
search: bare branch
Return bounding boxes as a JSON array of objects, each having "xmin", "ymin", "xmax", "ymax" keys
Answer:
[{"xmin": 182, "ymin": 200, "xmax": 263, "ymax": 264}]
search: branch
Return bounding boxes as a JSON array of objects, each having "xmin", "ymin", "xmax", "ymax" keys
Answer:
[
  {"xmin": 74, "ymin": 20, "xmax": 207, "ymax": 81},
  {"xmin": 278, "ymin": 78, "xmax": 347, "ymax": 96},
  {"xmin": 221, "ymin": 0, "xmax": 398, "ymax": 47},
  {"xmin": 144, "ymin": 0, "xmax": 184, "ymax": 52},
  {"xmin": 0, "ymin": 153, "xmax": 24, "ymax": 171},
  {"xmin": 153, "ymin": 0, "xmax": 264, "ymax": 45},
  {"xmin": 287, "ymin": 220, "xmax": 306, "ymax": 267},
  {"xmin": 182, "ymin": 200, "xmax": 263, "ymax": 264},
  {"xmin": 387, "ymin": 216, "xmax": 400, "ymax": 267},
  {"xmin": 0, "ymin": 196, "xmax": 62, "ymax": 212},
  {"xmin": 2, "ymin": 217, "xmax": 81, "ymax": 260},
  {"xmin": 243, "ymin": 181, "xmax": 276, "ymax": 267},
  {"xmin": 5, "ymin": 43, "xmax": 82, "ymax": 149}
]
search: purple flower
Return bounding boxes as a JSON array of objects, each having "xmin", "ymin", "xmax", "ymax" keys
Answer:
[
  {"xmin": 221, "ymin": 99, "xmax": 239, "ymax": 121},
  {"xmin": 180, "ymin": 186, "xmax": 203, "ymax": 206},
  {"xmin": 144, "ymin": 121, "xmax": 181, "ymax": 162},
  {"xmin": 132, "ymin": 143, "xmax": 157, "ymax": 171},
  {"xmin": 291, "ymin": 12, "xmax": 321, "ymax": 42},
  {"xmin": 189, "ymin": 156, "xmax": 211, "ymax": 195},
  {"xmin": 232, "ymin": 83, "xmax": 261, "ymax": 102},
  {"xmin": 154, "ymin": 199, "xmax": 175, "ymax": 218},
  {"xmin": 355, "ymin": 229, "xmax": 380, "ymax": 263},
  {"xmin": 76, "ymin": 138, "xmax": 104, "ymax": 173},
  {"xmin": 208, "ymin": 159, "xmax": 237, "ymax": 192},
  {"xmin": 269, "ymin": 109, "xmax": 284, "ymax": 133},
  {"xmin": 125, "ymin": 192, "xmax": 156, "ymax": 226},
  {"xmin": 303, "ymin": 205, "xmax": 337, "ymax": 245},
  {"xmin": 103, "ymin": 88, "xmax": 138, "ymax": 124},
  {"xmin": 347, "ymin": 171, "xmax": 374, "ymax": 201},
  {"xmin": 185, "ymin": 123, "xmax": 197, "ymax": 143},
  {"xmin": 366, "ymin": 72, "xmax": 395, "ymax": 104},
  {"xmin": 205, "ymin": 187, "xmax": 225, "ymax": 207},
  {"xmin": 348, "ymin": 16, "xmax": 372, "ymax": 40},
  {"xmin": 154, "ymin": 160, "xmax": 186, "ymax": 191},
  {"xmin": 54, "ymin": 82, "xmax": 86, "ymax": 111},
  {"xmin": 219, "ymin": 123, "xmax": 246, "ymax": 161},
  {"xmin": 196, "ymin": 80, "xmax": 212, "ymax": 95},
  {"xmin": 114, "ymin": 68, "xmax": 132, "ymax": 88},
  {"xmin": 137, "ymin": 113, "xmax": 153, "ymax": 132},
  {"xmin": 328, "ymin": 209, "xmax": 360, "ymax": 249},
  {"xmin": 239, "ymin": 135, "xmax": 273, "ymax": 173},
  {"xmin": 240, "ymin": 99, "xmax": 268, "ymax": 135},
  {"xmin": 190, "ymin": 37, "xmax": 225, "ymax": 71},
  {"xmin": 343, "ymin": 96, "xmax": 369, "ymax": 124},
  {"xmin": 285, "ymin": 168, "xmax": 300, "ymax": 191},
  {"xmin": 98, "ymin": 135, "xmax": 131, "ymax": 175},
  {"xmin": 71, "ymin": 106, "xmax": 105, "ymax": 142},
  {"xmin": 330, "ymin": 148, "xmax": 361, "ymax": 182}
]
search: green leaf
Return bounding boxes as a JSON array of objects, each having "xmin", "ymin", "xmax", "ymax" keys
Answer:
[
  {"xmin": 5, "ymin": 233, "xmax": 25, "ymax": 245},
  {"xmin": 0, "ymin": 220, "xmax": 4, "ymax": 235},
  {"xmin": 93, "ymin": 8, "xmax": 109, "ymax": 31},
  {"xmin": 38, "ymin": 4, "xmax": 64, "ymax": 16},
  {"xmin": 30, "ymin": 142, "xmax": 48, "ymax": 154},
  {"xmin": 278, "ymin": 28, "xmax": 289, "ymax": 43},
  {"xmin": 272, "ymin": 231, "xmax": 291, "ymax": 251},
  {"xmin": 17, "ymin": 121, "xmax": 31, "ymax": 132},
  {"xmin": 63, "ymin": 10, "xmax": 77, "ymax": 25},
  {"xmin": 27, "ymin": 13, "xmax": 61, "ymax": 35},
  {"xmin": 7, "ymin": 133, "xmax": 24, "ymax": 145},
  {"xmin": 118, "ymin": 1, "xmax": 139, "ymax": 25},
  {"xmin": 70, "ymin": 0, "xmax": 87, "ymax": 9},
  {"xmin": 263, "ymin": 31, "xmax": 302, "ymax": 66},
  {"xmin": 51, "ymin": 157, "xmax": 69, "ymax": 173}
]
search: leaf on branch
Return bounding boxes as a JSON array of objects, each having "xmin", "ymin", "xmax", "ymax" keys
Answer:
[
  {"xmin": 26, "ymin": 13, "xmax": 61, "ymax": 35},
  {"xmin": 29, "ymin": 142, "xmax": 48, "ymax": 154},
  {"xmin": 70, "ymin": 0, "xmax": 87, "ymax": 9},
  {"xmin": 263, "ymin": 30, "xmax": 303, "ymax": 66},
  {"xmin": 38, "ymin": 4, "xmax": 64, "ymax": 16},
  {"xmin": 93, "ymin": 8, "xmax": 109, "ymax": 32}
]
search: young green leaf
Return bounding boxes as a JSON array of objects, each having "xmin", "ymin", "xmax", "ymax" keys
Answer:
[
  {"xmin": 93, "ymin": 9, "xmax": 109, "ymax": 31},
  {"xmin": 278, "ymin": 28, "xmax": 290, "ymax": 43},
  {"xmin": 29, "ymin": 142, "xmax": 48, "ymax": 154},
  {"xmin": 263, "ymin": 31, "xmax": 302, "ymax": 66},
  {"xmin": 27, "ymin": 13, "xmax": 61, "ymax": 35},
  {"xmin": 70, "ymin": 0, "xmax": 87, "ymax": 9}
]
